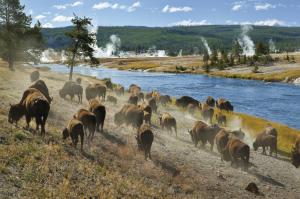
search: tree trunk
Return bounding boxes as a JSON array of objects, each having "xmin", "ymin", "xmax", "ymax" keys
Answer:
[
  {"xmin": 69, "ymin": 50, "xmax": 76, "ymax": 80},
  {"xmin": 8, "ymin": 48, "xmax": 14, "ymax": 71}
]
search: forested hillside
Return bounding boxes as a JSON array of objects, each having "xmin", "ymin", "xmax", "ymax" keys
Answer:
[{"xmin": 42, "ymin": 25, "xmax": 300, "ymax": 55}]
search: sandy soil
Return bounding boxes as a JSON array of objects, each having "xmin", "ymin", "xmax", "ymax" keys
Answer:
[{"xmin": 0, "ymin": 62, "xmax": 299, "ymax": 198}]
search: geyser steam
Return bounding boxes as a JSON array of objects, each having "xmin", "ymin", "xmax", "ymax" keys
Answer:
[
  {"xmin": 269, "ymin": 39, "xmax": 278, "ymax": 53},
  {"xmin": 201, "ymin": 37, "xmax": 212, "ymax": 55},
  {"xmin": 238, "ymin": 25, "xmax": 255, "ymax": 56}
]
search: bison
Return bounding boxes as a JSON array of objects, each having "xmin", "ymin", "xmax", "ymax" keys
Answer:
[
  {"xmin": 114, "ymin": 85, "xmax": 124, "ymax": 96},
  {"xmin": 188, "ymin": 121, "xmax": 221, "ymax": 150},
  {"xmin": 73, "ymin": 109, "xmax": 96, "ymax": 141},
  {"xmin": 128, "ymin": 95, "xmax": 138, "ymax": 105},
  {"xmin": 215, "ymin": 113, "xmax": 226, "ymax": 126},
  {"xmin": 291, "ymin": 135, "xmax": 300, "ymax": 168},
  {"xmin": 137, "ymin": 92, "xmax": 144, "ymax": 102},
  {"xmin": 216, "ymin": 98, "xmax": 233, "ymax": 112},
  {"xmin": 63, "ymin": 119, "xmax": 84, "ymax": 150},
  {"xmin": 176, "ymin": 96, "xmax": 199, "ymax": 108},
  {"xmin": 201, "ymin": 103, "xmax": 214, "ymax": 124},
  {"xmin": 106, "ymin": 95, "xmax": 117, "ymax": 104},
  {"xmin": 86, "ymin": 83, "xmax": 106, "ymax": 101},
  {"xmin": 88, "ymin": 99, "xmax": 106, "ymax": 133},
  {"xmin": 187, "ymin": 103, "xmax": 198, "ymax": 115},
  {"xmin": 9, "ymin": 88, "xmax": 50, "ymax": 135},
  {"xmin": 221, "ymin": 138, "xmax": 250, "ymax": 170},
  {"xmin": 159, "ymin": 113, "xmax": 177, "ymax": 137},
  {"xmin": 30, "ymin": 70, "xmax": 40, "ymax": 82},
  {"xmin": 29, "ymin": 80, "xmax": 52, "ymax": 103},
  {"xmin": 148, "ymin": 97, "xmax": 157, "ymax": 113},
  {"xmin": 129, "ymin": 84, "xmax": 141, "ymax": 94},
  {"xmin": 136, "ymin": 124, "xmax": 154, "ymax": 160},
  {"xmin": 157, "ymin": 95, "xmax": 171, "ymax": 106},
  {"xmin": 215, "ymin": 129, "xmax": 230, "ymax": 160},
  {"xmin": 59, "ymin": 81, "xmax": 83, "ymax": 103},
  {"xmin": 253, "ymin": 132, "xmax": 277, "ymax": 157},
  {"xmin": 206, "ymin": 96, "xmax": 215, "ymax": 107},
  {"xmin": 114, "ymin": 104, "xmax": 144, "ymax": 128},
  {"xmin": 139, "ymin": 104, "xmax": 152, "ymax": 125}
]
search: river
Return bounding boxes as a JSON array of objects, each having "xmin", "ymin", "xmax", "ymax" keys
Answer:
[{"xmin": 39, "ymin": 64, "xmax": 300, "ymax": 130}]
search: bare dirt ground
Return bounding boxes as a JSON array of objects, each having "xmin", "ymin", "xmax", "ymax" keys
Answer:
[{"xmin": 0, "ymin": 62, "xmax": 299, "ymax": 198}]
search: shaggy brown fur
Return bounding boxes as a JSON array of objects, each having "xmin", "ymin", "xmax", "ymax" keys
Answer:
[
  {"xmin": 175, "ymin": 96, "xmax": 199, "ymax": 108},
  {"xmin": 215, "ymin": 129, "xmax": 230, "ymax": 159},
  {"xmin": 128, "ymin": 95, "xmax": 138, "ymax": 105},
  {"xmin": 222, "ymin": 138, "xmax": 250, "ymax": 170},
  {"xmin": 188, "ymin": 121, "xmax": 221, "ymax": 150},
  {"xmin": 157, "ymin": 95, "xmax": 171, "ymax": 106},
  {"xmin": 128, "ymin": 84, "xmax": 141, "ymax": 94},
  {"xmin": 216, "ymin": 98, "xmax": 233, "ymax": 112},
  {"xmin": 74, "ymin": 109, "xmax": 97, "ymax": 141},
  {"xmin": 148, "ymin": 97, "xmax": 157, "ymax": 113},
  {"xmin": 114, "ymin": 104, "xmax": 144, "ymax": 128},
  {"xmin": 88, "ymin": 99, "xmax": 106, "ymax": 133},
  {"xmin": 29, "ymin": 80, "xmax": 52, "ymax": 103},
  {"xmin": 10, "ymin": 88, "xmax": 50, "ymax": 136},
  {"xmin": 107, "ymin": 95, "xmax": 117, "ymax": 104},
  {"xmin": 215, "ymin": 113, "xmax": 226, "ymax": 126},
  {"xmin": 114, "ymin": 85, "xmax": 124, "ymax": 96},
  {"xmin": 159, "ymin": 113, "xmax": 177, "ymax": 137},
  {"xmin": 136, "ymin": 124, "xmax": 154, "ymax": 160},
  {"xmin": 86, "ymin": 83, "xmax": 106, "ymax": 101},
  {"xmin": 59, "ymin": 81, "xmax": 83, "ymax": 103},
  {"xmin": 206, "ymin": 96, "xmax": 215, "ymax": 107},
  {"xmin": 201, "ymin": 103, "xmax": 214, "ymax": 124},
  {"xmin": 63, "ymin": 119, "xmax": 84, "ymax": 150},
  {"xmin": 253, "ymin": 132, "xmax": 277, "ymax": 157},
  {"xmin": 291, "ymin": 135, "xmax": 300, "ymax": 168}
]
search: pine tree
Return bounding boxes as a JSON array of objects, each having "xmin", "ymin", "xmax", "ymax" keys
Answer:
[
  {"xmin": 210, "ymin": 48, "xmax": 218, "ymax": 66},
  {"xmin": 232, "ymin": 39, "xmax": 242, "ymax": 60},
  {"xmin": 0, "ymin": 0, "xmax": 34, "ymax": 70},
  {"xmin": 202, "ymin": 50, "xmax": 210, "ymax": 73},
  {"xmin": 65, "ymin": 15, "xmax": 99, "ymax": 80},
  {"xmin": 255, "ymin": 42, "xmax": 269, "ymax": 56}
]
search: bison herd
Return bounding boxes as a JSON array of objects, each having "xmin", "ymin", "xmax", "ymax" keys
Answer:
[{"xmin": 7, "ymin": 70, "xmax": 300, "ymax": 167}]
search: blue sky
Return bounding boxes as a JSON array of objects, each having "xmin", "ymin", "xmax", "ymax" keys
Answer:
[{"xmin": 21, "ymin": 0, "xmax": 300, "ymax": 28}]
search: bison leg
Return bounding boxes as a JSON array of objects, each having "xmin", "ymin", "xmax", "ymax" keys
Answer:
[
  {"xmin": 209, "ymin": 141, "xmax": 214, "ymax": 151},
  {"xmin": 80, "ymin": 132, "xmax": 84, "ymax": 151},
  {"xmin": 262, "ymin": 146, "xmax": 266, "ymax": 155},
  {"xmin": 41, "ymin": 114, "xmax": 48, "ymax": 136},
  {"xmin": 35, "ymin": 117, "xmax": 41, "ymax": 133},
  {"xmin": 25, "ymin": 115, "xmax": 31, "ymax": 131}
]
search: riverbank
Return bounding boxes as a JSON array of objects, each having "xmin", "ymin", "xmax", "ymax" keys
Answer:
[
  {"xmin": 1, "ymin": 61, "xmax": 300, "ymax": 198},
  {"xmin": 101, "ymin": 53, "xmax": 300, "ymax": 84}
]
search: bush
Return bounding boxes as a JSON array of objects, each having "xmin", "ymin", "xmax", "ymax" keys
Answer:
[{"xmin": 252, "ymin": 65, "xmax": 259, "ymax": 73}]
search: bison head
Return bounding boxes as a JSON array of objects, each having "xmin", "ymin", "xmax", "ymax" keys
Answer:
[
  {"xmin": 8, "ymin": 103, "xmax": 24, "ymax": 124},
  {"xmin": 291, "ymin": 147, "xmax": 300, "ymax": 168},
  {"xmin": 62, "ymin": 128, "xmax": 69, "ymax": 140}
]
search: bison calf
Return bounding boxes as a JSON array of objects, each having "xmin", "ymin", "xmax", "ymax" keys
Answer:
[
  {"xmin": 63, "ymin": 119, "xmax": 84, "ymax": 150},
  {"xmin": 159, "ymin": 113, "xmax": 177, "ymax": 137}
]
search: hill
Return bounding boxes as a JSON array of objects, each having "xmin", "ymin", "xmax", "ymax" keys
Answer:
[{"xmin": 42, "ymin": 25, "xmax": 300, "ymax": 55}]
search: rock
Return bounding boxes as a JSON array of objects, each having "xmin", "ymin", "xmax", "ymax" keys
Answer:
[{"xmin": 245, "ymin": 182, "xmax": 260, "ymax": 195}]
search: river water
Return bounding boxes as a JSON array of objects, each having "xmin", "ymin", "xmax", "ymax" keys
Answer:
[{"xmin": 39, "ymin": 64, "xmax": 300, "ymax": 130}]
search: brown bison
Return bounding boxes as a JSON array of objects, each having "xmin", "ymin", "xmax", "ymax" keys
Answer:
[
  {"xmin": 216, "ymin": 98, "xmax": 233, "ymax": 112},
  {"xmin": 137, "ymin": 92, "xmax": 144, "ymax": 102},
  {"xmin": 215, "ymin": 130, "xmax": 230, "ymax": 160},
  {"xmin": 230, "ymin": 129, "xmax": 245, "ymax": 140},
  {"xmin": 114, "ymin": 104, "xmax": 144, "ymax": 128},
  {"xmin": 29, "ymin": 80, "xmax": 52, "ymax": 103},
  {"xmin": 103, "ymin": 78, "xmax": 113, "ymax": 90},
  {"xmin": 222, "ymin": 138, "xmax": 250, "ymax": 170},
  {"xmin": 30, "ymin": 70, "xmax": 40, "ymax": 82},
  {"xmin": 73, "ymin": 109, "xmax": 96, "ymax": 141},
  {"xmin": 136, "ymin": 124, "xmax": 154, "ymax": 160},
  {"xmin": 59, "ymin": 81, "xmax": 83, "ymax": 103},
  {"xmin": 157, "ymin": 95, "xmax": 171, "ymax": 106},
  {"xmin": 148, "ymin": 97, "xmax": 157, "ymax": 113},
  {"xmin": 129, "ymin": 84, "xmax": 141, "ymax": 94},
  {"xmin": 206, "ymin": 96, "xmax": 215, "ymax": 107},
  {"xmin": 188, "ymin": 121, "xmax": 221, "ymax": 150},
  {"xmin": 86, "ymin": 83, "xmax": 106, "ymax": 101},
  {"xmin": 176, "ymin": 96, "xmax": 199, "ymax": 108},
  {"xmin": 88, "ymin": 99, "xmax": 106, "ymax": 133},
  {"xmin": 63, "ymin": 119, "xmax": 84, "ymax": 150},
  {"xmin": 264, "ymin": 126, "xmax": 278, "ymax": 137},
  {"xmin": 201, "ymin": 103, "xmax": 214, "ymax": 124},
  {"xmin": 139, "ymin": 104, "xmax": 152, "ymax": 125},
  {"xmin": 253, "ymin": 132, "xmax": 277, "ymax": 157},
  {"xmin": 76, "ymin": 77, "xmax": 82, "ymax": 84},
  {"xmin": 106, "ymin": 95, "xmax": 117, "ymax": 104},
  {"xmin": 9, "ymin": 88, "xmax": 50, "ymax": 135},
  {"xmin": 145, "ymin": 91, "xmax": 153, "ymax": 100},
  {"xmin": 128, "ymin": 94, "xmax": 138, "ymax": 105},
  {"xmin": 291, "ymin": 135, "xmax": 300, "ymax": 168},
  {"xmin": 215, "ymin": 113, "xmax": 226, "ymax": 126},
  {"xmin": 187, "ymin": 103, "xmax": 198, "ymax": 115},
  {"xmin": 114, "ymin": 85, "xmax": 124, "ymax": 96},
  {"xmin": 159, "ymin": 113, "xmax": 177, "ymax": 136}
]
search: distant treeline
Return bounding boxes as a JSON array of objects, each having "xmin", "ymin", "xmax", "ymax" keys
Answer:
[{"xmin": 42, "ymin": 25, "xmax": 300, "ymax": 55}]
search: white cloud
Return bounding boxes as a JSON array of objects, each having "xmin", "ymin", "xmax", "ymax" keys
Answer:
[
  {"xmin": 170, "ymin": 19, "xmax": 210, "ymax": 26},
  {"xmin": 232, "ymin": 1, "xmax": 245, "ymax": 11},
  {"xmin": 43, "ymin": 23, "xmax": 54, "ymax": 28},
  {"xmin": 255, "ymin": 3, "xmax": 275, "ymax": 11},
  {"xmin": 54, "ymin": 1, "xmax": 83, "ymax": 10},
  {"xmin": 93, "ymin": 1, "xmax": 141, "ymax": 12},
  {"xmin": 34, "ymin": 15, "xmax": 46, "ymax": 20},
  {"xmin": 162, "ymin": 5, "xmax": 193, "ymax": 13},
  {"xmin": 52, "ymin": 15, "xmax": 73, "ymax": 22},
  {"xmin": 253, "ymin": 19, "xmax": 285, "ymax": 26}
]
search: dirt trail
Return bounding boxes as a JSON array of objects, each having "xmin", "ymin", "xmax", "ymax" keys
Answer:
[{"xmin": 0, "ymin": 63, "xmax": 299, "ymax": 198}]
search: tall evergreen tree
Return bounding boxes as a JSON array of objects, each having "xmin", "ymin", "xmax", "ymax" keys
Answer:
[
  {"xmin": 255, "ymin": 42, "xmax": 269, "ymax": 56},
  {"xmin": 232, "ymin": 39, "xmax": 242, "ymax": 60},
  {"xmin": 65, "ymin": 15, "xmax": 99, "ymax": 80},
  {"xmin": 0, "ymin": 0, "xmax": 33, "ymax": 70}
]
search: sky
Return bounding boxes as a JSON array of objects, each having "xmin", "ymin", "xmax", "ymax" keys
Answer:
[{"xmin": 21, "ymin": 0, "xmax": 300, "ymax": 28}]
